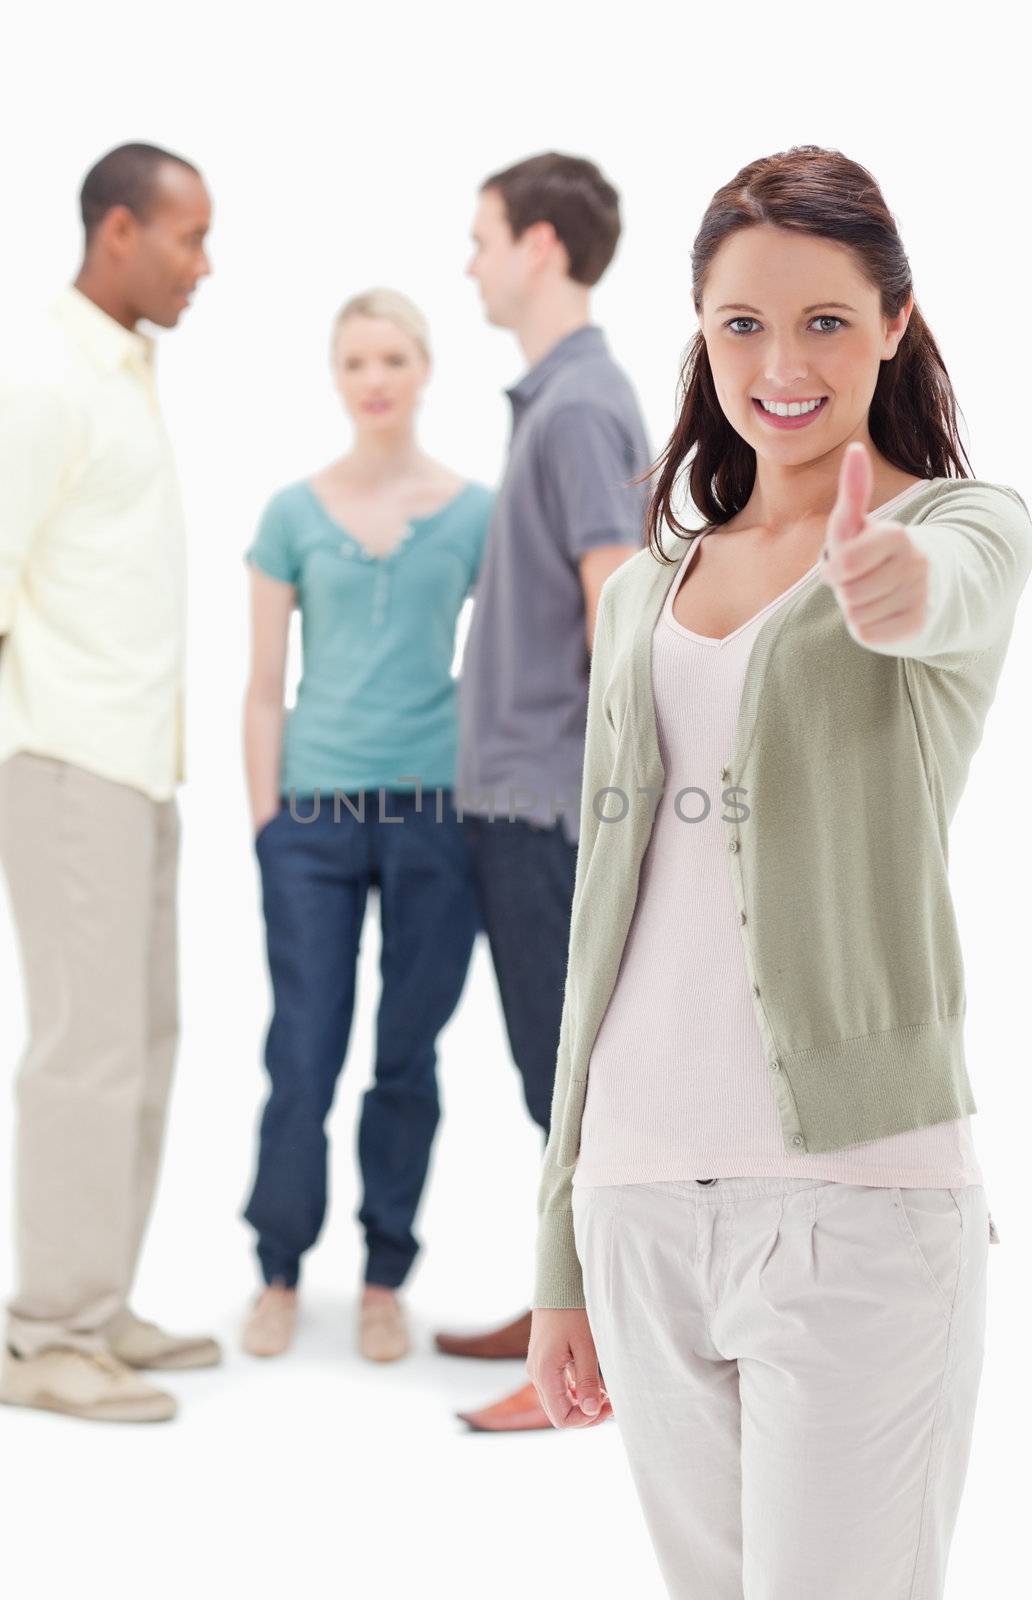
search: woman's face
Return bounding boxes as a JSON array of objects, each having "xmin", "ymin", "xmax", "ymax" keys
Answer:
[
  {"xmin": 697, "ymin": 224, "xmax": 911, "ymax": 465},
  {"xmin": 332, "ymin": 314, "xmax": 429, "ymax": 432}
]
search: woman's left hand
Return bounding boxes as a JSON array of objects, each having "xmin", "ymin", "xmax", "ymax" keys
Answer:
[{"xmin": 818, "ymin": 441, "xmax": 930, "ymax": 647}]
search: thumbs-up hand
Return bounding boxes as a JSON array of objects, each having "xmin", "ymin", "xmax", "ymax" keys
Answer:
[{"xmin": 818, "ymin": 441, "xmax": 930, "ymax": 647}]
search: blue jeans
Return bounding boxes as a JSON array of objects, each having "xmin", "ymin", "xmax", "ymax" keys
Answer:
[
  {"xmin": 462, "ymin": 814, "xmax": 578, "ymax": 1135},
  {"xmin": 243, "ymin": 788, "xmax": 479, "ymax": 1289}
]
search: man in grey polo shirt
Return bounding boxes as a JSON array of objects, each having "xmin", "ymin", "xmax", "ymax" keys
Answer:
[{"xmin": 433, "ymin": 152, "xmax": 651, "ymax": 1432}]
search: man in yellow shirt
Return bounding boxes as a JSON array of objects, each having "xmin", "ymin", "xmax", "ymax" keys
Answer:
[{"xmin": 0, "ymin": 142, "xmax": 217, "ymax": 1423}]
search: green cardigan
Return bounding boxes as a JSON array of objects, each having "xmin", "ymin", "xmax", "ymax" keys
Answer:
[{"xmin": 534, "ymin": 477, "xmax": 1032, "ymax": 1309}]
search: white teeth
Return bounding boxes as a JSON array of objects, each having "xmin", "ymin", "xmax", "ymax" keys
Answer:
[{"xmin": 758, "ymin": 397, "xmax": 824, "ymax": 417}]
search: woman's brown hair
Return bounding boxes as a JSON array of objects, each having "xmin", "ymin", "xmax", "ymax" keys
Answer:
[{"xmin": 646, "ymin": 145, "xmax": 972, "ymax": 561}]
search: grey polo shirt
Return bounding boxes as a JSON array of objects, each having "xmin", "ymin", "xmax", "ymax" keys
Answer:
[{"xmin": 457, "ymin": 324, "xmax": 652, "ymax": 845}]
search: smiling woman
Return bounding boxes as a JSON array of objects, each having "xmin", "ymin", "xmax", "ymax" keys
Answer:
[
  {"xmin": 527, "ymin": 143, "xmax": 1032, "ymax": 1600},
  {"xmin": 644, "ymin": 146, "xmax": 969, "ymax": 550},
  {"xmin": 698, "ymin": 226, "xmax": 919, "ymax": 474}
]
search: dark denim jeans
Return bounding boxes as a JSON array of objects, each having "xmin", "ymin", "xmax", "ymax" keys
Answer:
[
  {"xmin": 462, "ymin": 814, "xmax": 578, "ymax": 1135},
  {"xmin": 243, "ymin": 788, "xmax": 479, "ymax": 1289}
]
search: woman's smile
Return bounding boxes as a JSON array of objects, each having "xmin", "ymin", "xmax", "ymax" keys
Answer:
[{"xmin": 751, "ymin": 394, "xmax": 829, "ymax": 429}]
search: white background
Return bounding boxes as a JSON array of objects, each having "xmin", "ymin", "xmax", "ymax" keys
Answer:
[{"xmin": 1, "ymin": 3, "xmax": 1029, "ymax": 1597}]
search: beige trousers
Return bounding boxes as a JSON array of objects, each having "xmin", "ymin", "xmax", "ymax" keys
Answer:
[
  {"xmin": 0, "ymin": 752, "xmax": 180, "ymax": 1356},
  {"xmin": 573, "ymin": 1175, "xmax": 993, "ymax": 1600}
]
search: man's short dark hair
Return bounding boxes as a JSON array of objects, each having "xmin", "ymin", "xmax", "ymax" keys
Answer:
[
  {"xmin": 480, "ymin": 152, "xmax": 621, "ymax": 287},
  {"xmin": 79, "ymin": 142, "xmax": 201, "ymax": 242}
]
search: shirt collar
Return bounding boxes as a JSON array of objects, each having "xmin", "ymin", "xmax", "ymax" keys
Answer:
[
  {"xmin": 52, "ymin": 284, "xmax": 156, "ymax": 377},
  {"xmin": 506, "ymin": 324, "xmax": 608, "ymax": 410}
]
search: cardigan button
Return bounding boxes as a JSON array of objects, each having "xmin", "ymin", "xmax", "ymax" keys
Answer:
[
  {"xmin": 752, "ymin": 983, "xmax": 761, "ymax": 997},
  {"xmin": 728, "ymin": 839, "xmax": 739, "ymax": 853},
  {"xmin": 769, "ymin": 1058, "xmax": 781, "ymax": 1072},
  {"xmin": 720, "ymin": 766, "xmax": 730, "ymax": 782},
  {"xmin": 739, "ymin": 910, "xmax": 747, "ymax": 925},
  {"xmin": 791, "ymin": 1134, "xmax": 804, "ymax": 1147}
]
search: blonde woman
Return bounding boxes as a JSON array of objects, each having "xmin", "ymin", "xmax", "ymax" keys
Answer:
[{"xmin": 241, "ymin": 290, "xmax": 492, "ymax": 1362}]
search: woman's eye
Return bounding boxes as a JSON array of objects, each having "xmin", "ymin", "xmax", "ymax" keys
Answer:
[
  {"xmin": 727, "ymin": 318, "xmax": 759, "ymax": 335},
  {"xmin": 811, "ymin": 316, "xmax": 845, "ymax": 333}
]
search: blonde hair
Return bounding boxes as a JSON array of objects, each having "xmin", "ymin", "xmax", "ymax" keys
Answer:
[{"xmin": 331, "ymin": 287, "xmax": 431, "ymax": 364}]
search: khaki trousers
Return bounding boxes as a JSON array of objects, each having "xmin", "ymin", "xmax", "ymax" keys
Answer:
[
  {"xmin": 573, "ymin": 1175, "xmax": 992, "ymax": 1600},
  {"xmin": 0, "ymin": 752, "xmax": 180, "ymax": 1356}
]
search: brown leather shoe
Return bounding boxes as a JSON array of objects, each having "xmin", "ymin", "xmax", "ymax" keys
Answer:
[
  {"xmin": 458, "ymin": 1379, "xmax": 617, "ymax": 1433},
  {"xmin": 434, "ymin": 1309, "xmax": 532, "ymax": 1360},
  {"xmin": 457, "ymin": 1380, "xmax": 556, "ymax": 1432}
]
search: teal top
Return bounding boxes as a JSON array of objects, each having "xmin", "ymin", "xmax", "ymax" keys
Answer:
[{"xmin": 246, "ymin": 479, "xmax": 494, "ymax": 796}]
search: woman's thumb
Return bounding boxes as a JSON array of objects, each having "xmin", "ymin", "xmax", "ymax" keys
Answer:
[
  {"xmin": 826, "ymin": 441, "xmax": 871, "ymax": 548},
  {"xmin": 574, "ymin": 1344, "xmax": 603, "ymax": 1416}
]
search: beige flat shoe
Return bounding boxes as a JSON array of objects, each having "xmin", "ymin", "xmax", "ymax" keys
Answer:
[
  {"xmin": 0, "ymin": 1345, "xmax": 177, "ymax": 1423},
  {"xmin": 106, "ymin": 1309, "xmax": 222, "ymax": 1371},
  {"xmin": 242, "ymin": 1285, "xmax": 297, "ymax": 1358},
  {"xmin": 359, "ymin": 1295, "xmax": 409, "ymax": 1362}
]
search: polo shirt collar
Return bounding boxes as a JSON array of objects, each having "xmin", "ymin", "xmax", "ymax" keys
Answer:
[
  {"xmin": 506, "ymin": 323, "xmax": 607, "ymax": 409},
  {"xmin": 53, "ymin": 284, "xmax": 156, "ymax": 376}
]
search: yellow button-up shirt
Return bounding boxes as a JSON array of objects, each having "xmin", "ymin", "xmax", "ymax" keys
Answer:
[{"xmin": 0, "ymin": 285, "xmax": 186, "ymax": 800}]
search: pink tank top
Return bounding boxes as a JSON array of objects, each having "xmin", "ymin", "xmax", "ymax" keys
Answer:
[{"xmin": 574, "ymin": 482, "xmax": 982, "ymax": 1189}]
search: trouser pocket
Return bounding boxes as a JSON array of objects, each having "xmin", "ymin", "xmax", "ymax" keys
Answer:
[{"xmin": 888, "ymin": 1187, "xmax": 965, "ymax": 1320}]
